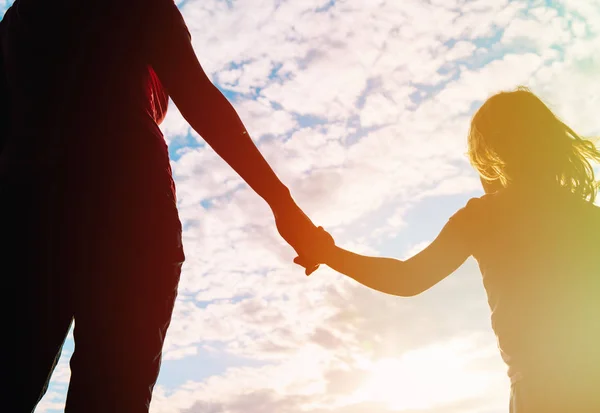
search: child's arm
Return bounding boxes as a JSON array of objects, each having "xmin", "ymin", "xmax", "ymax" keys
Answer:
[{"xmin": 317, "ymin": 220, "xmax": 472, "ymax": 297}]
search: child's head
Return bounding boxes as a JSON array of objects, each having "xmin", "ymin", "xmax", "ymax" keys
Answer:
[{"xmin": 468, "ymin": 86, "xmax": 600, "ymax": 202}]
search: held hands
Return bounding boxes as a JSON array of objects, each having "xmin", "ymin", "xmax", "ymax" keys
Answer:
[
  {"xmin": 293, "ymin": 226, "xmax": 335, "ymax": 273},
  {"xmin": 271, "ymin": 197, "xmax": 335, "ymax": 275}
]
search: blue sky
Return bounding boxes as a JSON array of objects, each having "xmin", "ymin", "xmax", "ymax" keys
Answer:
[{"xmin": 2, "ymin": 0, "xmax": 600, "ymax": 412}]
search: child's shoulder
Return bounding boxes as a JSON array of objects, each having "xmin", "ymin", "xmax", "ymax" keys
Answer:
[
  {"xmin": 449, "ymin": 192, "xmax": 496, "ymax": 225},
  {"xmin": 460, "ymin": 191, "xmax": 498, "ymax": 213}
]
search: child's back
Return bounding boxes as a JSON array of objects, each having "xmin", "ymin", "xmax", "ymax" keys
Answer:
[{"xmin": 467, "ymin": 185, "xmax": 600, "ymax": 409}]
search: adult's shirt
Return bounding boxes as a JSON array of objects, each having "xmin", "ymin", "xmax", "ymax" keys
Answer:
[{"xmin": 0, "ymin": 0, "xmax": 191, "ymax": 185}]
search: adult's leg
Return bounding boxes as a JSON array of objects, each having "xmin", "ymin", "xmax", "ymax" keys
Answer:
[
  {"xmin": 66, "ymin": 263, "xmax": 180, "ymax": 413},
  {"xmin": 66, "ymin": 259, "xmax": 182, "ymax": 413},
  {"xmin": 0, "ymin": 175, "xmax": 75, "ymax": 412},
  {"xmin": 65, "ymin": 174, "xmax": 184, "ymax": 413}
]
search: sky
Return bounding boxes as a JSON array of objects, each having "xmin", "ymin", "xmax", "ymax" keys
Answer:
[{"xmin": 2, "ymin": 0, "xmax": 600, "ymax": 412}]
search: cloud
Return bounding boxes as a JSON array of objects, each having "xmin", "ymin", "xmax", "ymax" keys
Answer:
[{"xmin": 34, "ymin": 392, "xmax": 66, "ymax": 413}]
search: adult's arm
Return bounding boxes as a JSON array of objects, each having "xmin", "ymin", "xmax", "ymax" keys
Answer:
[
  {"xmin": 143, "ymin": 1, "xmax": 324, "ymax": 270},
  {"xmin": 146, "ymin": 4, "xmax": 288, "ymax": 208}
]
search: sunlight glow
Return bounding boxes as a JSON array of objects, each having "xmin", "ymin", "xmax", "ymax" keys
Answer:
[{"xmin": 352, "ymin": 340, "xmax": 495, "ymax": 410}]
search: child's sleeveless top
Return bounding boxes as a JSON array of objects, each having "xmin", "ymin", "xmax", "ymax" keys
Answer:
[{"xmin": 448, "ymin": 186, "xmax": 600, "ymax": 385}]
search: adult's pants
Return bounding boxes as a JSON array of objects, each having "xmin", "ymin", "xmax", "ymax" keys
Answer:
[{"xmin": 0, "ymin": 160, "xmax": 185, "ymax": 413}]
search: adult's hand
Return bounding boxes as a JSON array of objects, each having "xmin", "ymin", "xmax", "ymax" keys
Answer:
[
  {"xmin": 271, "ymin": 198, "xmax": 325, "ymax": 275},
  {"xmin": 293, "ymin": 226, "xmax": 335, "ymax": 270}
]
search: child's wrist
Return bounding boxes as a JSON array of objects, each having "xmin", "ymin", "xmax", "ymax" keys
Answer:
[{"xmin": 321, "ymin": 244, "xmax": 339, "ymax": 265}]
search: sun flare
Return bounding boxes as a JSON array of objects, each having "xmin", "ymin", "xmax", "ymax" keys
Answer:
[{"xmin": 353, "ymin": 341, "xmax": 496, "ymax": 410}]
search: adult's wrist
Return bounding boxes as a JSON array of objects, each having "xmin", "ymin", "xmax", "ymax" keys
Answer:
[{"xmin": 267, "ymin": 185, "xmax": 296, "ymax": 215}]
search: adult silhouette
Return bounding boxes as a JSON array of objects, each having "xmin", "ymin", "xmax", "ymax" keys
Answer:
[
  {"xmin": 0, "ymin": 1, "xmax": 323, "ymax": 412},
  {"xmin": 308, "ymin": 88, "xmax": 600, "ymax": 412}
]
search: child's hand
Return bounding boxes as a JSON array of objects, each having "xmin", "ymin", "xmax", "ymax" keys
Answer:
[{"xmin": 293, "ymin": 226, "xmax": 336, "ymax": 274}]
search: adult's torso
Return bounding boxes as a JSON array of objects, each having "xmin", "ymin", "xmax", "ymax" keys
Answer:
[{"xmin": 0, "ymin": 0, "xmax": 167, "ymax": 182}]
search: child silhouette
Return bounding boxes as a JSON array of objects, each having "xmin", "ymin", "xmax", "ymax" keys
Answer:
[{"xmin": 301, "ymin": 87, "xmax": 600, "ymax": 412}]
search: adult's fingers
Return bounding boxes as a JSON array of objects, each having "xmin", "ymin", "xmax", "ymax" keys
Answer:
[{"xmin": 293, "ymin": 256, "xmax": 319, "ymax": 276}]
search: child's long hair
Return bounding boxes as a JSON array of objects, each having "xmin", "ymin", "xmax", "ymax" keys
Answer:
[{"xmin": 468, "ymin": 86, "xmax": 600, "ymax": 203}]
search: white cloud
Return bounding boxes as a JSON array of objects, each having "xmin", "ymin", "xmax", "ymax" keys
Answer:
[
  {"xmin": 34, "ymin": 392, "xmax": 66, "ymax": 413},
  {"xmin": 161, "ymin": 103, "xmax": 191, "ymax": 144}
]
